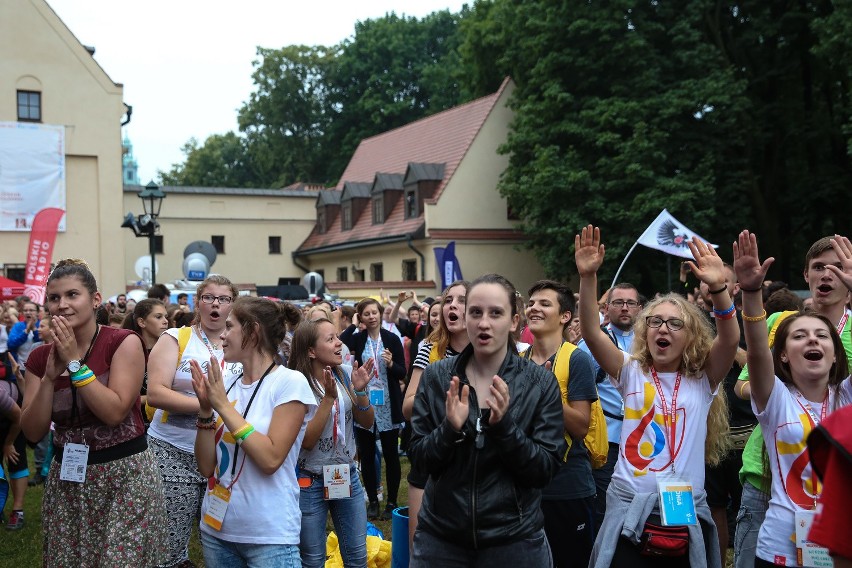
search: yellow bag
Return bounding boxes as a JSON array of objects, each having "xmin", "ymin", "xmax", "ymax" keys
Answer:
[
  {"xmin": 145, "ymin": 326, "xmax": 193, "ymax": 422},
  {"xmin": 325, "ymin": 531, "xmax": 391, "ymax": 568}
]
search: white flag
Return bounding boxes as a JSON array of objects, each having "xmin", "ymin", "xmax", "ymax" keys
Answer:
[{"xmin": 636, "ymin": 209, "xmax": 717, "ymax": 259}]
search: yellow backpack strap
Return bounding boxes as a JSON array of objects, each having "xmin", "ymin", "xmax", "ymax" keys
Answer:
[
  {"xmin": 428, "ymin": 343, "xmax": 441, "ymax": 364},
  {"xmin": 151, "ymin": 326, "xmax": 194, "ymax": 424},
  {"xmin": 552, "ymin": 342, "xmax": 575, "ymax": 460}
]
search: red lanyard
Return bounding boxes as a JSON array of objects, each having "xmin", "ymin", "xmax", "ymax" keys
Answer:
[
  {"xmin": 793, "ymin": 389, "xmax": 829, "ymax": 508},
  {"xmin": 649, "ymin": 366, "xmax": 682, "ymax": 475},
  {"xmin": 836, "ymin": 309, "xmax": 850, "ymax": 336},
  {"xmin": 368, "ymin": 336, "xmax": 382, "ymax": 379},
  {"xmin": 195, "ymin": 325, "xmax": 225, "ymax": 369}
]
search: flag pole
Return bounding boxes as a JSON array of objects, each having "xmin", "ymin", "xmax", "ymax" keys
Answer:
[{"xmin": 610, "ymin": 238, "xmax": 642, "ymax": 289}]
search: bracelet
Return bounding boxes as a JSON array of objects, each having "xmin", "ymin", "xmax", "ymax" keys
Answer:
[
  {"xmin": 235, "ymin": 426, "xmax": 256, "ymax": 446},
  {"xmin": 708, "ymin": 284, "xmax": 727, "ymax": 295},
  {"xmin": 742, "ymin": 309, "xmax": 767, "ymax": 322},
  {"xmin": 356, "ymin": 403, "xmax": 372, "ymax": 411},
  {"xmin": 232, "ymin": 423, "xmax": 253, "ymax": 440},
  {"xmin": 73, "ymin": 375, "xmax": 97, "ymax": 388},
  {"xmin": 70, "ymin": 365, "xmax": 94, "ymax": 382},
  {"xmin": 712, "ymin": 303, "xmax": 736, "ymax": 318},
  {"xmin": 354, "ymin": 389, "xmax": 368, "ymax": 396},
  {"xmin": 197, "ymin": 414, "xmax": 215, "ymax": 424},
  {"xmin": 740, "ymin": 286, "xmax": 762, "ymax": 293},
  {"xmin": 736, "ymin": 381, "xmax": 749, "ymax": 398},
  {"xmin": 196, "ymin": 420, "xmax": 217, "ymax": 430}
]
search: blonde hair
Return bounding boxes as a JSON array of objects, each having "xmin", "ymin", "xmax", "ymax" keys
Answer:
[{"xmin": 630, "ymin": 293, "xmax": 731, "ymax": 466}]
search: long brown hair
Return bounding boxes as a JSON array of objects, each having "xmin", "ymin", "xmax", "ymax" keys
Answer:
[
  {"xmin": 288, "ymin": 318, "xmax": 342, "ymax": 399},
  {"xmin": 426, "ymin": 280, "xmax": 469, "ymax": 358}
]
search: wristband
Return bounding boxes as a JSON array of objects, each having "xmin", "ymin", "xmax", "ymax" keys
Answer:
[
  {"xmin": 739, "ymin": 286, "xmax": 762, "ymax": 293},
  {"xmin": 73, "ymin": 374, "xmax": 97, "ymax": 388},
  {"xmin": 708, "ymin": 284, "xmax": 727, "ymax": 295},
  {"xmin": 197, "ymin": 414, "xmax": 215, "ymax": 424},
  {"xmin": 70, "ymin": 365, "xmax": 94, "ymax": 382},
  {"xmin": 356, "ymin": 403, "xmax": 372, "ymax": 412},
  {"xmin": 736, "ymin": 381, "xmax": 749, "ymax": 398},
  {"xmin": 712, "ymin": 303, "xmax": 736, "ymax": 319},
  {"xmin": 235, "ymin": 425, "xmax": 256, "ymax": 446},
  {"xmin": 742, "ymin": 309, "xmax": 767, "ymax": 322},
  {"xmin": 233, "ymin": 423, "xmax": 253, "ymax": 440},
  {"xmin": 196, "ymin": 420, "xmax": 216, "ymax": 430},
  {"xmin": 354, "ymin": 389, "xmax": 368, "ymax": 397}
]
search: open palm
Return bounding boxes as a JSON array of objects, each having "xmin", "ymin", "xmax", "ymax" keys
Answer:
[
  {"xmin": 733, "ymin": 231, "xmax": 774, "ymax": 290},
  {"xmin": 574, "ymin": 225, "xmax": 606, "ymax": 277}
]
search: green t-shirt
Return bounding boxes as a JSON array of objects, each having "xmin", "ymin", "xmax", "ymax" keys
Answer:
[{"xmin": 738, "ymin": 309, "xmax": 852, "ymax": 490}]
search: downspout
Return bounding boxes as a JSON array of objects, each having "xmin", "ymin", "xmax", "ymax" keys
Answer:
[
  {"xmin": 407, "ymin": 233, "xmax": 426, "ymax": 281},
  {"xmin": 121, "ymin": 104, "xmax": 133, "ymax": 126},
  {"xmin": 291, "ymin": 251, "xmax": 310, "ymax": 274}
]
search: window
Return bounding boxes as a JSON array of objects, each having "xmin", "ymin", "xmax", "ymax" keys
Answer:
[
  {"xmin": 317, "ymin": 209, "xmax": 327, "ymax": 234},
  {"xmin": 337, "ymin": 267, "xmax": 348, "ymax": 282},
  {"xmin": 4, "ymin": 265, "xmax": 25, "ymax": 283},
  {"xmin": 404, "ymin": 190, "xmax": 418, "ymax": 218},
  {"xmin": 402, "ymin": 259, "xmax": 417, "ymax": 281},
  {"xmin": 268, "ymin": 236, "xmax": 281, "ymax": 254},
  {"xmin": 372, "ymin": 195, "xmax": 384, "ymax": 224},
  {"xmin": 17, "ymin": 91, "xmax": 41, "ymax": 122},
  {"xmin": 342, "ymin": 203, "xmax": 352, "ymax": 230},
  {"xmin": 212, "ymin": 235, "xmax": 225, "ymax": 254},
  {"xmin": 353, "ymin": 269, "xmax": 365, "ymax": 282},
  {"xmin": 370, "ymin": 263, "xmax": 384, "ymax": 282},
  {"xmin": 153, "ymin": 235, "xmax": 164, "ymax": 254}
]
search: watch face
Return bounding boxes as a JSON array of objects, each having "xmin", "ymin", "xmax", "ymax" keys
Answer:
[{"xmin": 68, "ymin": 360, "xmax": 81, "ymax": 373}]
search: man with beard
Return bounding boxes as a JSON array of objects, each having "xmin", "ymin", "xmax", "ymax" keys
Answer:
[
  {"xmin": 115, "ymin": 293, "xmax": 128, "ymax": 315},
  {"xmin": 577, "ymin": 283, "xmax": 642, "ymax": 529}
]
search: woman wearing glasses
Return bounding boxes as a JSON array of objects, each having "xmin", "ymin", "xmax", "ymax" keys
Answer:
[
  {"xmin": 575, "ymin": 226, "xmax": 738, "ymax": 568},
  {"xmin": 147, "ymin": 275, "xmax": 244, "ymax": 568}
]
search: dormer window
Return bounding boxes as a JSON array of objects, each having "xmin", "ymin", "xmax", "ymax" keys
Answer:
[
  {"xmin": 342, "ymin": 203, "xmax": 353, "ymax": 230},
  {"xmin": 317, "ymin": 208, "xmax": 327, "ymax": 234},
  {"xmin": 373, "ymin": 195, "xmax": 385, "ymax": 224},
  {"xmin": 404, "ymin": 189, "xmax": 417, "ymax": 218}
]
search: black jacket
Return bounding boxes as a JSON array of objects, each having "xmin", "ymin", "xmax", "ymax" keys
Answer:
[
  {"xmin": 409, "ymin": 344, "xmax": 565, "ymax": 549},
  {"xmin": 339, "ymin": 326, "xmax": 406, "ymax": 424}
]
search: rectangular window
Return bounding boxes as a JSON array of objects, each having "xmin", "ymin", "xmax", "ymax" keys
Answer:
[
  {"xmin": 370, "ymin": 263, "xmax": 384, "ymax": 282},
  {"xmin": 212, "ymin": 235, "xmax": 225, "ymax": 254},
  {"xmin": 17, "ymin": 90, "xmax": 41, "ymax": 122},
  {"xmin": 342, "ymin": 204, "xmax": 352, "ymax": 230},
  {"xmin": 373, "ymin": 196, "xmax": 384, "ymax": 224},
  {"xmin": 317, "ymin": 209, "xmax": 327, "ymax": 234},
  {"xmin": 402, "ymin": 259, "xmax": 417, "ymax": 281},
  {"xmin": 268, "ymin": 236, "xmax": 281, "ymax": 254},
  {"xmin": 153, "ymin": 235, "xmax": 164, "ymax": 254},
  {"xmin": 337, "ymin": 267, "xmax": 348, "ymax": 282},
  {"xmin": 405, "ymin": 190, "xmax": 418, "ymax": 218}
]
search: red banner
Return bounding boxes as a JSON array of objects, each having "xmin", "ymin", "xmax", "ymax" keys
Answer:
[{"xmin": 24, "ymin": 208, "xmax": 66, "ymax": 304}]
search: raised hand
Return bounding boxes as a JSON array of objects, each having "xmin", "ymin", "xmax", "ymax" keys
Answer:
[
  {"xmin": 487, "ymin": 375, "xmax": 511, "ymax": 425},
  {"xmin": 189, "ymin": 359, "xmax": 213, "ymax": 414},
  {"xmin": 50, "ymin": 315, "xmax": 78, "ymax": 369},
  {"xmin": 321, "ymin": 367, "xmax": 338, "ymax": 400},
  {"xmin": 826, "ymin": 235, "xmax": 852, "ymax": 292},
  {"xmin": 575, "ymin": 225, "xmax": 606, "ymax": 278},
  {"xmin": 733, "ymin": 231, "xmax": 775, "ymax": 291},
  {"xmin": 445, "ymin": 375, "xmax": 470, "ymax": 432},
  {"xmin": 685, "ymin": 237, "xmax": 726, "ymax": 288},
  {"xmin": 351, "ymin": 359, "xmax": 373, "ymax": 392}
]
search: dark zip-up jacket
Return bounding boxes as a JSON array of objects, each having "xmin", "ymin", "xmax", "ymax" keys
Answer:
[
  {"xmin": 409, "ymin": 344, "xmax": 565, "ymax": 549},
  {"xmin": 340, "ymin": 325, "xmax": 406, "ymax": 425}
]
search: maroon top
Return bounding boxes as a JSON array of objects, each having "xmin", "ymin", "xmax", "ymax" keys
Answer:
[{"xmin": 26, "ymin": 326, "xmax": 145, "ymax": 451}]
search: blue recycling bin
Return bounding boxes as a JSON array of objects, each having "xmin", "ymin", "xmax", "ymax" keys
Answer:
[{"xmin": 391, "ymin": 506, "xmax": 409, "ymax": 568}]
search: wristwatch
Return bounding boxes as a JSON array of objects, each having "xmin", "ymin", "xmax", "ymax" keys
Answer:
[{"xmin": 67, "ymin": 360, "xmax": 82, "ymax": 373}]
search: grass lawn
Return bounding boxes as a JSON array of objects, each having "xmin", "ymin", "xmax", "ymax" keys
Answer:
[{"xmin": 3, "ymin": 447, "xmax": 411, "ymax": 567}]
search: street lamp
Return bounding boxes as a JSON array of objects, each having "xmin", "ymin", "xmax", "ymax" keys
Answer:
[{"xmin": 121, "ymin": 181, "xmax": 166, "ymax": 285}]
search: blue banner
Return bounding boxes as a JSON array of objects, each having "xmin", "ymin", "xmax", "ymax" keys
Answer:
[{"xmin": 433, "ymin": 241, "xmax": 463, "ymax": 290}]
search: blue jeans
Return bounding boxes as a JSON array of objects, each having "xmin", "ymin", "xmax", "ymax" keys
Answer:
[
  {"xmin": 200, "ymin": 531, "xmax": 302, "ymax": 568},
  {"xmin": 299, "ymin": 465, "xmax": 368, "ymax": 568},
  {"xmin": 411, "ymin": 528, "xmax": 552, "ymax": 568},
  {"xmin": 734, "ymin": 482, "xmax": 768, "ymax": 568}
]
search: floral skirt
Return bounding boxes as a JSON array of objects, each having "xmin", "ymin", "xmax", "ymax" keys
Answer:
[{"xmin": 43, "ymin": 447, "xmax": 168, "ymax": 568}]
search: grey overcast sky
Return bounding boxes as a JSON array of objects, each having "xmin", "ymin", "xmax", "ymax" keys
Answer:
[{"xmin": 47, "ymin": 0, "xmax": 468, "ymax": 184}]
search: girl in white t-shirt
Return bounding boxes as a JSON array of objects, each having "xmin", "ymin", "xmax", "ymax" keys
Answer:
[
  {"xmin": 191, "ymin": 297, "xmax": 316, "ymax": 568},
  {"xmin": 734, "ymin": 231, "xmax": 852, "ymax": 567},
  {"xmin": 575, "ymin": 225, "xmax": 739, "ymax": 568}
]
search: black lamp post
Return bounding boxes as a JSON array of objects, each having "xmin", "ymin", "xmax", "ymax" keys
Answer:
[{"xmin": 122, "ymin": 181, "xmax": 166, "ymax": 285}]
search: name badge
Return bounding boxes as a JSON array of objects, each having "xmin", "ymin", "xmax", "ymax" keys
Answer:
[
  {"xmin": 658, "ymin": 479, "xmax": 697, "ymax": 526},
  {"xmin": 203, "ymin": 483, "xmax": 232, "ymax": 531},
  {"xmin": 369, "ymin": 388, "xmax": 385, "ymax": 406},
  {"xmin": 795, "ymin": 510, "xmax": 832, "ymax": 567},
  {"xmin": 59, "ymin": 443, "xmax": 89, "ymax": 483},
  {"xmin": 323, "ymin": 465, "xmax": 352, "ymax": 500}
]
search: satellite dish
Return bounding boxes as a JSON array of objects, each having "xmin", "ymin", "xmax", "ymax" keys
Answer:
[
  {"xmin": 182, "ymin": 252, "xmax": 210, "ymax": 281},
  {"xmin": 301, "ymin": 272, "xmax": 324, "ymax": 296},
  {"xmin": 126, "ymin": 289, "xmax": 148, "ymax": 302},
  {"xmin": 134, "ymin": 256, "xmax": 158, "ymax": 279},
  {"xmin": 183, "ymin": 241, "xmax": 217, "ymax": 266}
]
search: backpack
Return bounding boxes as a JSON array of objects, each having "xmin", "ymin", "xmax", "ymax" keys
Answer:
[
  {"xmin": 145, "ymin": 326, "xmax": 193, "ymax": 422},
  {"xmin": 550, "ymin": 341, "xmax": 609, "ymax": 468}
]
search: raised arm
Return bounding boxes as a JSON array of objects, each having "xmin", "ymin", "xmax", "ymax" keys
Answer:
[
  {"xmin": 733, "ymin": 231, "xmax": 776, "ymax": 413},
  {"xmin": 575, "ymin": 225, "xmax": 624, "ymax": 378},
  {"xmin": 686, "ymin": 237, "xmax": 740, "ymax": 388}
]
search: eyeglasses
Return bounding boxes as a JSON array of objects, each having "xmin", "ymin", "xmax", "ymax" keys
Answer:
[
  {"xmin": 609, "ymin": 300, "xmax": 640, "ymax": 308},
  {"xmin": 646, "ymin": 316, "xmax": 685, "ymax": 331},
  {"xmin": 200, "ymin": 294, "xmax": 233, "ymax": 305}
]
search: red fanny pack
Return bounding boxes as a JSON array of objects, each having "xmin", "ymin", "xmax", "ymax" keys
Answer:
[{"xmin": 639, "ymin": 522, "xmax": 689, "ymax": 557}]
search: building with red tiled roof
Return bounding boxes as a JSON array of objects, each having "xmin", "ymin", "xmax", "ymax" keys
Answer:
[{"xmin": 294, "ymin": 77, "xmax": 545, "ymax": 299}]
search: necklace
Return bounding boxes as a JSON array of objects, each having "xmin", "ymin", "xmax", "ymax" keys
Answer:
[{"xmin": 195, "ymin": 324, "xmax": 219, "ymax": 352}]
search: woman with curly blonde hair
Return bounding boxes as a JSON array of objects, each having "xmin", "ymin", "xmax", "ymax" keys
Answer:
[{"xmin": 575, "ymin": 226, "xmax": 738, "ymax": 568}]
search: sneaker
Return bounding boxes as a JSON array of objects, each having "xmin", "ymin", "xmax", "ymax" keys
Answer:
[
  {"xmin": 366, "ymin": 501, "xmax": 380, "ymax": 521},
  {"xmin": 381, "ymin": 503, "xmax": 397, "ymax": 521},
  {"xmin": 6, "ymin": 510, "xmax": 24, "ymax": 531}
]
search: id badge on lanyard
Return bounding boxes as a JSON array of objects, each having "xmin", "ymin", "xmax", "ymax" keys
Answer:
[
  {"xmin": 59, "ymin": 443, "xmax": 89, "ymax": 483},
  {"xmin": 323, "ymin": 465, "xmax": 352, "ymax": 500},
  {"xmin": 203, "ymin": 484, "xmax": 232, "ymax": 531},
  {"xmin": 368, "ymin": 338, "xmax": 385, "ymax": 405},
  {"xmin": 795, "ymin": 510, "xmax": 831, "ymax": 567}
]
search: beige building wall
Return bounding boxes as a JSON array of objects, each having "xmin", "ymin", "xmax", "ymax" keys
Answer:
[
  {"xmin": 0, "ymin": 0, "xmax": 127, "ymax": 294},
  {"xmin": 122, "ymin": 190, "xmax": 317, "ymax": 288}
]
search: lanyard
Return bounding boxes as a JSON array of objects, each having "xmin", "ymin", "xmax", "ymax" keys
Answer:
[
  {"xmin": 219, "ymin": 362, "xmax": 275, "ymax": 487},
  {"xmin": 368, "ymin": 336, "xmax": 383, "ymax": 380},
  {"xmin": 792, "ymin": 389, "xmax": 829, "ymax": 508},
  {"xmin": 195, "ymin": 325, "xmax": 226, "ymax": 369},
  {"xmin": 836, "ymin": 309, "xmax": 850, "ymax": 336},
  {"xmin": 69, "ymin": 325, "xmax": 102, "ymax": 431},
  {"xmin": 649, "ymin": 366, "xmax": 682, "ymax": 475}
]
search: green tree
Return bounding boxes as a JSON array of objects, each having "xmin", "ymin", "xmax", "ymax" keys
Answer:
[{"xmin": 158, "ymin": 132, "xmax": 253, "ymax": 188}]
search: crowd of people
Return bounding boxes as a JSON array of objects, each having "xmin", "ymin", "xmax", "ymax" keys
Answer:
[{"xmin": 0, "ymin": 227, "xmax": 849, "ymax": 568}]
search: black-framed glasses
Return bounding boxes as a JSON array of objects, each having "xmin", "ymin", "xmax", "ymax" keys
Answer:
[
  {"xmin": 200, "ymin": 294, "xmax": 233, "ymax": 305},
  {"xmin": 610, "ymin": 300, "xmax": 640, "ymax": 308},
  {"xmin": 646, "ymin": 315, "xmax": 684, "ymax": 331}
]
